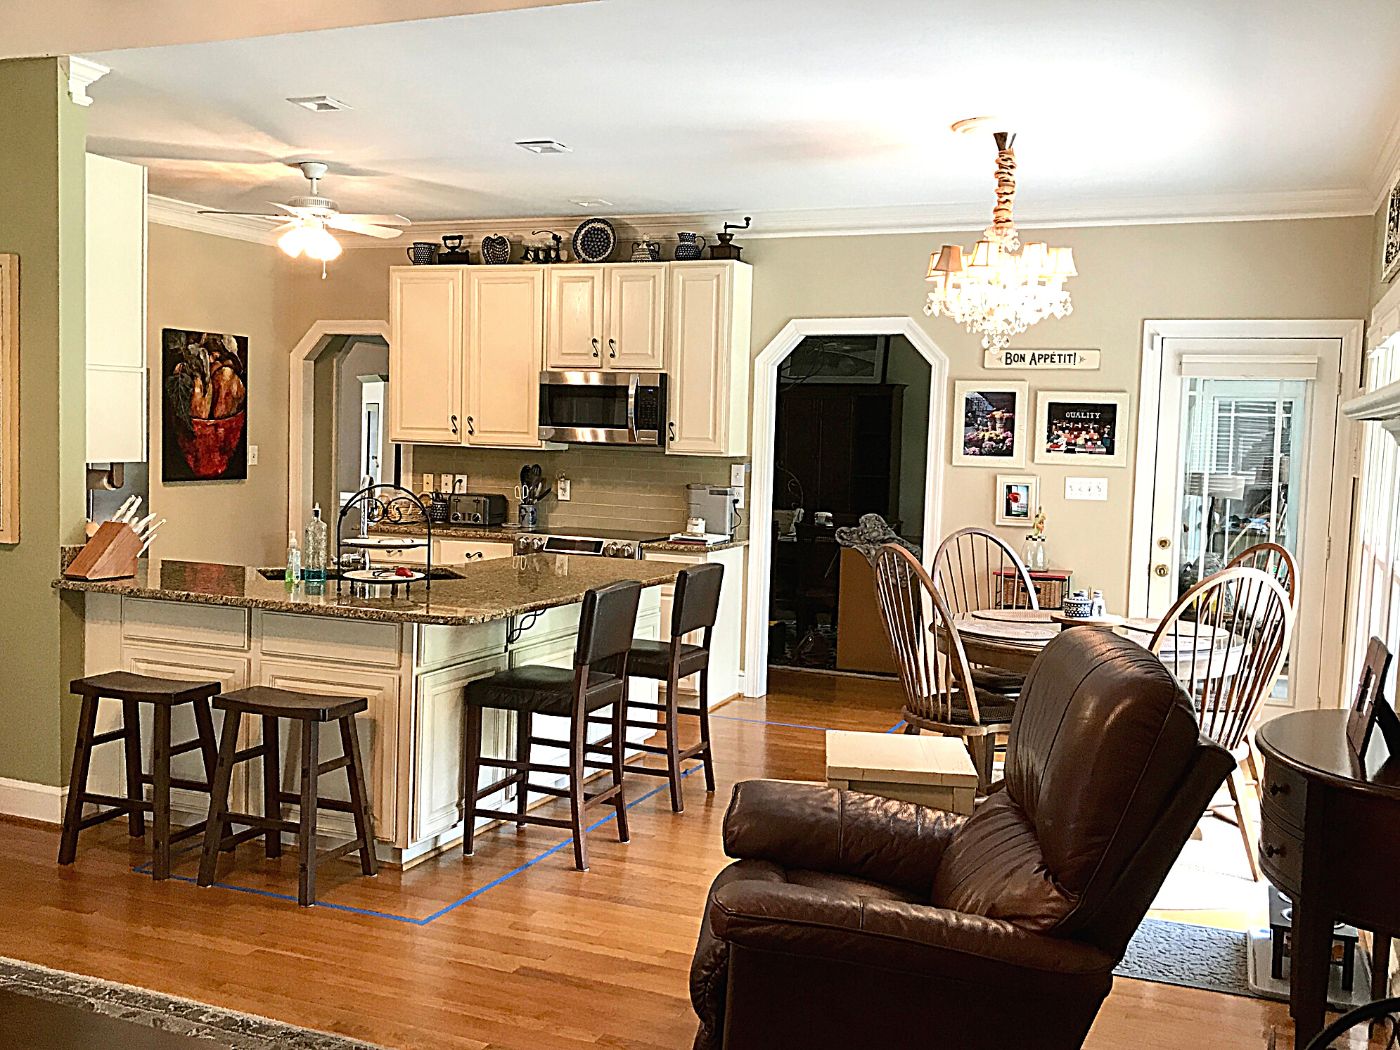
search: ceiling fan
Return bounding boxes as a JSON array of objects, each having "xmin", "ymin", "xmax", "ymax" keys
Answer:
[{"xmin": 198, "ymin": 160, "xmax": 409, "ymax": 266}]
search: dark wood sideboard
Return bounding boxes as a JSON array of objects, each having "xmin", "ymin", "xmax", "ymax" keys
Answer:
[{"xmin": 1255, "ymin": 708, "xmax": 1400, "ymax": 1044}]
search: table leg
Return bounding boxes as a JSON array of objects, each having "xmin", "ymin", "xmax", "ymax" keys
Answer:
[
  {"xmin": 1289, "ymin": 895, "xmax": 1331, "ymax": 1043},
  {"xmin": 1373, "ymin": 932, "xmax": 1393, "ymax": 1001}
]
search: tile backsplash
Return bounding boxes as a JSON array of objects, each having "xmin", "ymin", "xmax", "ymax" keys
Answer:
[{"xmin": 410, "ymin": 445, "xmax": 745, "ymax": 535}]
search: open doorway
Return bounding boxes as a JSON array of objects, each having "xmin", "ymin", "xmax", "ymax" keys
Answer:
[{"xmin": 310, "ymin": 334, "xmax": 391, "ymax": 517}]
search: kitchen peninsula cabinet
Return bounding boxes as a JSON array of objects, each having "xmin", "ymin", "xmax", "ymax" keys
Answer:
[
  {"xmin": 389, "ymin": 266, "xmax": 464, "ymax": 444},
  {"xmin": 666, "ymin": 261, "xmax": 752, "ymax": 456}
]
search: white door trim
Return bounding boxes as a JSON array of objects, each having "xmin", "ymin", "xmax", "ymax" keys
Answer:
[
  {"xmin": 287, "ymin": 320, "xmax": 392, "ymax": 540},
  {"xmin": 1130, "ymin": 318, "xmax": 1364, "ymax": 709},
  {"xmin": 743, "ymin": 317, "xmax": 949, "ymax": 698}
]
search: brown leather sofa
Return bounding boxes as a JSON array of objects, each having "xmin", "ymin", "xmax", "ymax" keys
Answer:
[{"xmin": 689, "ymin": 629, "xmax": 1234, "ymax": 1050}]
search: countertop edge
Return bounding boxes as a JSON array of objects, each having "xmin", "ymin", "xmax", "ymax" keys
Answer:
[{"xmin": 368, "ymin": 523, "xmax": 747, "ymax": 552}]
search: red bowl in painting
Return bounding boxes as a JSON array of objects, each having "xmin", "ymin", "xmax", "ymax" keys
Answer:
[{"xmin": 175, "ymin": 411, "xmax": 246, "ymax": 478}]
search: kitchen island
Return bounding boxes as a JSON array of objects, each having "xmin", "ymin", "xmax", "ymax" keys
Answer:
[{"xmin": 56, "ymin": 554, "xmax": 678, "ymax": 866}]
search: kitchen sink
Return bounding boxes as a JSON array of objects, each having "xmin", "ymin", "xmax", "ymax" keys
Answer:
[{"xmin": 256, "ymin": 566, "xmax": 467, "ymax": 582}]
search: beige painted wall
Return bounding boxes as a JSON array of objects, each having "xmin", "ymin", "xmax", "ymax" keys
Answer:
[{"xmin": 146, "ymin": 224, "xmax": 293, "ymax": 565}]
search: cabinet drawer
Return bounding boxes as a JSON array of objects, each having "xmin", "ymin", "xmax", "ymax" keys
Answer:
[
  {"xmin": 1258, "ymin": 814, "xmax": 1303, "ymax": 893},
  {"xmin": 437, "ymin": 539, "xmax": 514, "ymax": 564},
  {"xmin": 260, "ymin": 612, "xmax": 402, "ymax": 669},
  {"xmin": 1260, "ymin": 758, "xmax": 1307, "ymax": 832},
  {"xmin": 371, "ymin": 544, "xmax": 430, "ymax": 567},
  {"xmin": 122, "ymin": 598, "xmax": 249, "ymax": 652}
]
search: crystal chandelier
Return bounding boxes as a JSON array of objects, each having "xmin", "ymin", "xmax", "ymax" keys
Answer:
[{"xmin": 924, "ymin": 132, "xmax": 1076, "ymax": 351}]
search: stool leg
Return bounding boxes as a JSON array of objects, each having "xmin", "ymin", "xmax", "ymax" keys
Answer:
[
  {"xmin": 198, "ymin": 709, "xmax": 241, "ymax": 888},
  {"xmin": 568, "ymin": 704, "xmax": 589, "ymax": 872},
  {"xmin": 150, "ymin": 704, "xmax": 173, "ymax": 881},
  {"xmin": 1372, "ymin": 932, "xmax": 1392, "ymax": 1001},
  {"xmin": 339, "ymin": 715, "xmax": 378, "ymax": 877},
  {"xmin": 461, "ymin": 703, "xmax": 482, "ymax": 857},
  {"xmin": 192, "ymin": 697, "xmax": 218, "ymax": 787},
  {"xmin": 664, "ymin": 661, "xmax": 684, "ymax": 813},
  {"xmin": 298, "ymin": 720, "xmax": 320, "ymax": 907},
  {"xmin": 262, "ymin": 715, "xmax": 282, "ymax": 859},
  {"xmin": 514, "ymin": 710, "xmax": 531, "ymax": 828},
  {"xmin": 121, "ymin": 699, "xmax": 145, "ymax": 837},
  {"xmin": 697, "ymin": 666, "xmax": 716, "ymax": 794},
  {"xmin": 58, "ymin": 695, "xmax": 101, "ymax": 865},
  {"xmin": 610, "ymin": 690, "xmax": 630, "ymax": 843}
]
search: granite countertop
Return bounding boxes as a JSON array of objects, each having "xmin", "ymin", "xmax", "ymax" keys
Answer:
[
  {"xmin": 369, "ymin": 521, "xmax": 748, "ymax": 553},
  {"xmin": 54, "ymin": 555, "xmax": 682, "ymax": 627}
]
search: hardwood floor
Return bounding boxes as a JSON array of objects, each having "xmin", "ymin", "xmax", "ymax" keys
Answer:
[{"xmin": 1, "ymin": 669, "xmax": 1301, "ymax": 1049}]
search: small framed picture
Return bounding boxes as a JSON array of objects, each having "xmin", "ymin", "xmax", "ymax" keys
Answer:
[
  {"xmin": 952, "ymin": 380, "xmax": 1028, "ymax": 467},
  {"xmin": 1383, "ymin": 174, "xmax": 1400, "ymax": 284},
  {"xmin": 1035, "ymin": 391, "xmax": 1130, "ymax": 467},
  {"xmin": 995, "ymin": 474, "xmax": 1039, "ymax": 527}
]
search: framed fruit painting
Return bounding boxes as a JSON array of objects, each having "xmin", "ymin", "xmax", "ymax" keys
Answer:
[{"xmin": 161, "ymin": 328, "xmax": 248, "ymax": 482}]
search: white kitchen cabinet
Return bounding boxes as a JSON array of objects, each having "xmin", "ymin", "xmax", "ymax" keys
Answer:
[
  {"xmin": 606, "ymin": 264, "xmax": 667, "ymax": 370},
  {"xmin": 545, "ymin": 266, "xmax": 605, "ymax": 368},
  {"xmin": 86, "ymin": 153, "xmax": 147, "ymax": 463},
  {"xmin": 666, "ymin": 262, "xmax": 753, "ymax": 456},
  {"xmin": 389, "ymin": 266, "xmax": 464, "ymax": 445},
  {"xmin": 466, "ymin": 268, "xmax": 545, "ymax": 448},
  {"xmin": 437, "ymin": 538, "xmax": 514, "ymax": 564},
  {"xmin": 645, "ymin": 545, "xmax": 745, "ymax": 701}
]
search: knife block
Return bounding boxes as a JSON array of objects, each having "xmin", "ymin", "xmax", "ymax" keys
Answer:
[{"xmin": 64, "ymin": 521, "xmax": 142, "ymax": 580}]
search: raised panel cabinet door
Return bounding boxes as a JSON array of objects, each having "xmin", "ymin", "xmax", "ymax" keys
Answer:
[
  {"xmin": 667, "ymin": 264, "xmax": 729, "ymax": 454},
  {"xmin": 605, "ymin": 264, "xmax": 666, "ymax": 370},
  {"xmin": 545, "ymin": 266, "xmax": 605, "ymax": 368},
  {"xmin": 467, "ymin": 268, "xmax": 545, "ymax": 447},
  {"xmin": 388, "ymin": 266, "xmax": 465, "ymax": 444}
]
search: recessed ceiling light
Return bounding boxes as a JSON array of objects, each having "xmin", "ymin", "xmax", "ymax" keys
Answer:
[
  {"xmin": 287, "ymin": 95, "xmax": 351, "ymax": 112},
  {"xmin": 516, "ymin": 139, "xmax": 572, "ymax": 155},
  {"xmin": 570, "ymin": 198, "xmax": 612, "ymax": 208}
]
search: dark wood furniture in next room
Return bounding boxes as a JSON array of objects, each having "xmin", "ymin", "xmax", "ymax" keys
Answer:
[{"xmin": 1256, "ymin": 708, "xmax": 1400, "ymax": 1045}]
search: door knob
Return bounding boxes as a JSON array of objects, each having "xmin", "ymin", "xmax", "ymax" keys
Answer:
[
  {"xmin": 1153, "ymin": 564, "xmax": 1170, "ymax": 578},
  {"xmin": 591, "ymin": 337, "xmax": 600, "ymax": 358}
]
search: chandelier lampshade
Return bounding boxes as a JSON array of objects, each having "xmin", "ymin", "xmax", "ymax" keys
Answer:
[{"xmin": 924, "ymin": 132, "xmax": 1075, "ymax": 351}]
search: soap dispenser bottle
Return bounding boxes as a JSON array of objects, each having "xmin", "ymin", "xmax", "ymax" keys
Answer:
[
  {"xmin": 284, "ymin": 530, "xmax": 302, "ymax": 589},
  {"xmin": 303, "ymin": 504, "xmax": 328, "ymax": 585}
]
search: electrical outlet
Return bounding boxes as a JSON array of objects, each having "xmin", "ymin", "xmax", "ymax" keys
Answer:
[
  {"xmin": 422, "ymin": 473, "xmax": 435, "ymax": 493},
  {"xmin": 730, "ymin": 463, "xmax": 747, "ymax": 488},
  {"xmin": 557, "ymin": 478, "xmax": 571, "ymax": 501},
  {"xmin": 248, "ymin": 445, "xmax": 259, "ymax": 466},
  {"xmin": 734, "ymin": 487, "xmax": 745, "ymax": 511},
  {"xmin": 1064, "ymin": 476, "xmax": 1108, "ymax": 501}
]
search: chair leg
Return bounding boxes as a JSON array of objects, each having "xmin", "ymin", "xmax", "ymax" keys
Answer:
[
  {"xmin": 664, "ymin": 664, "xmax": 684, "ymax": 813},
  {"xmin": 1226, "ymin": 766, "xmax": 1261, "ymax": 882},
  {"xmin": 58, "ymin": 695, "xmax": 100, "ymax": 865},
  {"xmin": 150, "ymin": 704, "xmax": 173, "ymax": 881},
  {"xmin": 903, "ymin": 722, "xmax": 919, "ymax": 736},
  {"xmin": 568, "ymin": 707, "xmax": 589, "ymax": 872},
  {"xmin": 1372, "ymin": 932, "xmax": 1392, "ymax": 1001},
  {"xmin": 120, "ymin": 698, "xmax": 145, "ymax": 838},
  {"xmin": 968, "ymin": 736, "xmax": 994, "ymax": 794},
  {"xmin": 1242, "ymin": 742, "xmax": 1263, "ymax": 793},
  {"xmin": 339, "ymin": 714, "xmax": 378, "ymax": 877},
  {"xmin": 697, "ymin": 667, "xmax": 715, "ymax": 794},
  {"xmin": 297, "ymin": 720, "xmax": 319, "ymax": 907},
  {"xmin": 514, "ymin": 710, "xmax": 531, "ymax": 828},
  {"xmin": 262, "ymin": 715, "xmax": 282, "ymax": 859},
  {"xmin": 192, "ymin": 697, "xmax": 218, "ymax": 787},
  {"xmin": 461, "ymin": 703, "xmax": 482, "ymax": 857},
  {"xmin": 611, "ymin": 693, "xmax": 630, "ymax": 842},
  {"xmin": 197, "ymin": 709, "xmax": 241, "ymax": 888}
]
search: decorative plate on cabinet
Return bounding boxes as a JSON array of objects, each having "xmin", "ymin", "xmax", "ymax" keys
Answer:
[
  {"xmin": 571, "ymin": 218, "xmax": 616, "ymax": 263},
  {"xmin": 480, "ymin": 234, "xmax": 512, "ymax": 265}
]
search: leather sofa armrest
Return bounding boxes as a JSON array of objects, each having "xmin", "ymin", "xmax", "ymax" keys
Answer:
[
  {"xmin": 722, "ymin": 780, "xmax": 965, "ymax": 895},
  {"xmin": 710, "ymin": 880, "xmax": 1117, "ymax": 980}
]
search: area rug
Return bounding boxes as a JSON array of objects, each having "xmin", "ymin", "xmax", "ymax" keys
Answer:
[
  {"xmin": 0, "ymin": 957, "xmax": 381, "ymax": 1049},
  {"xmin": 1115, "ymin": 917, "xmax": 1254, "ymax": 998}
]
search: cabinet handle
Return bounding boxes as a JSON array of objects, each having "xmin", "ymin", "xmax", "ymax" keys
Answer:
[
  {"xmin": 591, "ymin": 337, "xmax": 600, "ymax": 358},
  {"xmin": 668, "ymin": 421, "xmax": 676, "ymax": 441},
  {"xmin": 1263, "ymin": 842, "xmax": 1286, "ymax": 859},
  {"xmin": 608, "ymin": 338, "xmax": 617, "ymax": 359},
  {"xmin": 467, "ymin": 416, "xmax": 475, "ymax": 436},
  {"xmin": 450, "ymin": 414, "xmax": 459, "ymax": 435}
]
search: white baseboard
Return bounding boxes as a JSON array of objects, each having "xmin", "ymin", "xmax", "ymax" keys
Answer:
[{"xmin": 0, "ymin": 777, "xmax": 66, "ymax": 824}]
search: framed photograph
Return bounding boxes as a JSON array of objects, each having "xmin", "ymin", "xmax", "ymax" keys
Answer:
[
  {"xmin": 161, "ymin": 328, "xmax": 249, "ymax": 482},
  {"xmin": 1383, "ymin": 174, "xmax": 1400, "ymax": 284},
  {"xmin": 1035, "ymin": 391, "xmax": 1130, "ymax": 467},
  {"xmin": 995, "ymin": 474, "xmax": 1039, "ymax": 527},
  {"xmin": 0, "ymin": 254, "xmax": 17, "ymax": 543},
  {"xmin": 1347, "ymin": 637, "xmax": 1394, "ymax": 757},
  {"xmin": 952, "ymin": 380, "xmax": 1028, "ymax": 467}
]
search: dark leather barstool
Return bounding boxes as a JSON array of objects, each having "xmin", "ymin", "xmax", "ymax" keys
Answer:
[
  {"xmin": 59, "ymin": 671, "xmax": 220, "ymax": 880},
  {"xmin": 462, "ymin": 580, "xmax": 641, "ymax": 872},
  {"xmin": 607, "ymin": 563, "xmax": 723, "ymax": 812},
  {"xmin": 197, "ymin": 686, "xmax": 377, "ymax": 907}
]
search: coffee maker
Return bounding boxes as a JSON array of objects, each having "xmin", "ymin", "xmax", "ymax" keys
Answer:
[{"xmin": 686, "ymin": 484, "xmax": 739, "ymax": 537}]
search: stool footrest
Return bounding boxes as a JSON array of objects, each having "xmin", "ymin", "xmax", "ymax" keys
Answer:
[
  {"xmin": 270, "ymin": 791, "xmax": 357, "ymax": 815},
  {"xmin": 522, "ymin": 782, "xmax": 569, "ymax": 799},
  {"xmin": 77, "ymin": 806, "xmax": 133, "ymax": 830},
  {"xmin": 472, "ymin": 806, "xmax": 572, "ymax": 830},
  {"xmin": 168, "ymin": 738, "xmax": 207, "ymax": 758},
  {"xmin": 82, "ymin": 792, "xmax": 149, "ymax": 812},
  {"xmin": 169, "ymin": 821, "xmax": 210, "ymax": 845},
  {"xmin": 317, "ymin": 840, "xmax": 366, "ymax": 865},
  {"xmin": 467, "ymin": 773, "xmax": 519, "ymax": 802},
  {"xmin": 481, "ymin": 755, "xmax": 570, "ymax": 777},
  {"xmin": 317, "ymin": 755, "xmax": 351, "ymax": 776},
  {"xmin": 90, "ymin": 729, "xmax": 128, "ymax": 746},
  {"xmin": 232, "ymin": 746, "xmax": 267, "ymax": 764}
]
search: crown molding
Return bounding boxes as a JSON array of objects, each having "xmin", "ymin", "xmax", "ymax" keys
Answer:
[
  {"xmin": 64, "ymin": 56, "xmax": 108, "ymax": 107},
  {"xmin": 145, "ymin": 195, "xmax": 279, "ymax": 245},
  {"xmin": 1369, "ymin": 111, "xmax": 1400, "ymax": 213}
]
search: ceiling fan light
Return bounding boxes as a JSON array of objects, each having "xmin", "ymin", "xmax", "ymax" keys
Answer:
[
  {"xmin": 304, "ymin": 225, "xmax": 342, "ymax": 261},
  {"xmin": 278, "ymin": 224, "xmax": 310, "ymax": 258}
]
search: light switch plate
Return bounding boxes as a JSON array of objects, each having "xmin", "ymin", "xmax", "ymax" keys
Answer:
[
  {"xmin": 557, "ymin": 478, "xmax": 571, "ymax": 501},
  {"xmin": 248, "ymin": 445, "xmax": 259, "ymax": 466},
  {"xmin": 1065, "ymin": 476, "xmax": 1108, "ymax": 501},
  {"xmin": 730, "ymin": 463, "xmax": 747, "ymax": 488}
]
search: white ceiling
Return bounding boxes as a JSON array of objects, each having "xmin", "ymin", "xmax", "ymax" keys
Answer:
[{"xmin": 84, "ymin": 0, "xmax": 1400, "ymax": 234}]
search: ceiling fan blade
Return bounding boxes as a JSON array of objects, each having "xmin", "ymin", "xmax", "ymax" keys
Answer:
[
  {"xmin": 331, "ymin": 213, "xmax": 411, "ymax": 227},
  {"xmin": 270, "ymin": 221, "xmax": 298, "ymax": 237},
  {"xmin": 195, "ymin": 210, "xmax": 285, "ymax": 219},
  {"xmin": 324, "ymin": 216, "xmax": 405, "ymax": 239}
]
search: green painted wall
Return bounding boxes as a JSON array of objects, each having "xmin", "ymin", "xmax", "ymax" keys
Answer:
[{"xmin": 0, "ymin": 58, "xmax": 88, "ymax": 787}]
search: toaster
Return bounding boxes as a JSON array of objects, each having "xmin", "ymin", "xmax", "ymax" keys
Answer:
[{"xmin": 448, "ymin": 493, "xmax": 508, "ymax": 526}]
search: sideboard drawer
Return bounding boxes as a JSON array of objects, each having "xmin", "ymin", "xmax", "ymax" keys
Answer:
[
  {"xmin": 1259, "ymin": 815, "xmax": 1304, "ymax": 893},
  {"xmin": 1260, "ymin": 757, "xmax": 1307, "ymax": 832}
]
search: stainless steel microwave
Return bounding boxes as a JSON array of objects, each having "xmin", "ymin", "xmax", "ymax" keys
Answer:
[{"xmin": 538, "ymin": 370, "xmax": 666, "ymax": 447}]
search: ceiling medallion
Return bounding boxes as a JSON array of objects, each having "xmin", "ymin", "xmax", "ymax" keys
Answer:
[{"xmin": 924, "ymin": 131, "xmax": 1076, "ymax": 351}]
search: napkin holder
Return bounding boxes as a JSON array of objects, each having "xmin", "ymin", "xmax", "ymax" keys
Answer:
[{"xmin": 64, "ymin": 521, "xmax": 141, "ymax": 580}]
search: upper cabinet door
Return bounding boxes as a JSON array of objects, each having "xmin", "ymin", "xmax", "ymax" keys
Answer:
[
  {"xmin": 388, "ymin": 267, "xmax": 465, "ymax": 445},
  {"xmin": 667, "ymin": 262, "xmax": 752, "ymax": 456},
  {"xmin": 545, "ymin": 267, "xmax": 605, "ymax": 369},
  {"xmin": 466, "ymin": 268, "xmax": 545, "ymax": 448},
  {"xmin": 605, "ymin": 264, "xmax": 666, "ymax": 370}
]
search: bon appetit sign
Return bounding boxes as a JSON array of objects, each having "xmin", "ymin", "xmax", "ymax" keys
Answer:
[{"xmin": 984, "ymin": 348, "xmax": 1101, "ymax": 370}]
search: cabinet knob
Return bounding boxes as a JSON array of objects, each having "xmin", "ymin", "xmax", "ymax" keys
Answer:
[
  {"xmin": 591, "ymin": 337, "xmax": 600, "ymax": 358},
  {"xmin": 1267, "ymin": 781, "xmax": 1289, "ymax": 797},
  {"xmin": 1263, "ymin": 842, "xmax": 1285, "ymax": 859},
  {"xmin": 450, "ymin": 414, "xmax": 459, "ymax": 435},
  {"xmin": 466, "ymin": 416, "xmax": 475, "ymax": 436},
  {"xmin": 608, "ymin": 338, "xmax": 617, "ymax": 359}
]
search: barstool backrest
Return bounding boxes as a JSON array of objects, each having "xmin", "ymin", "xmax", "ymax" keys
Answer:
[
  {"xmin": 672, "ymin": 563, "xmax": 725, "ymax": 637},
  {"xmin": 574, "ymin": 580, "xmax": 643, "ymax": 670}
]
